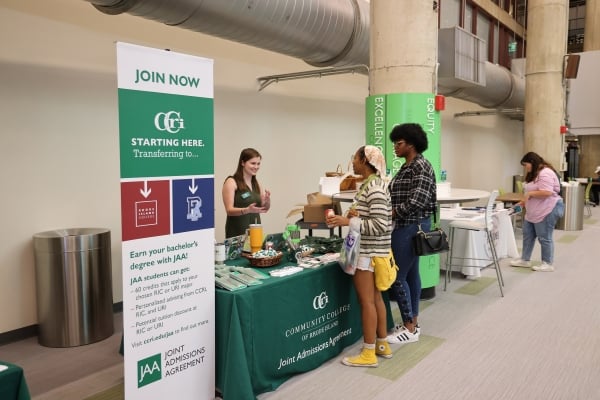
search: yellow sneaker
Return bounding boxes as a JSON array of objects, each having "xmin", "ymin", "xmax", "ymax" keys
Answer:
[
  {"xmin": 375, "ymin": 339, "xmax": 393, "ymax": 359},
  {"xmin": 342, "ymin": 348, "xmax": 378, "ymax": 367}
]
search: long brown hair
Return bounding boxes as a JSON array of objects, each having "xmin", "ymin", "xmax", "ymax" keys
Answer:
[
  {"xmin": 232, "ymin": 148, "xmax": 262, "ymax": 193},
  {"xmin": 521, "ymin": 151, "xmax": 557, "ymax": 183}
]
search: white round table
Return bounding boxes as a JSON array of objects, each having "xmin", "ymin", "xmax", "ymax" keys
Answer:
[
  {"xmin": 437, "ymin": 188, "xmax": 490, "ymax": 204},
  {"xmin": 333, "ymin": 188, "xmax": 490, "ymax": 204}
]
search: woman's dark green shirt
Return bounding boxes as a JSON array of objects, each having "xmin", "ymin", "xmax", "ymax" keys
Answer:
[{"xmin": 225, "ymin": 179, "xmax": 262, "ymax": 238}]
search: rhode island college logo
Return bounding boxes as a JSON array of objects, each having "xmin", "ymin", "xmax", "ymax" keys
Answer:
[
  {"xmin": 154, "ymin": 111, "xmax": 185, "ymax": 134},
  {"xmin": 137, "ymin": 353, "xmax": 162, "ymax": 388},
  {"xmin": 313, "ymin": 291, "xmax": 329, "ymax": 310}
]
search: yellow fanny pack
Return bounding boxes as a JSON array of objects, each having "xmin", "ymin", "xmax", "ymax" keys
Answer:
[{"xmin": 371, "ymin": 251, "xmax": 398, "ymax": 291}]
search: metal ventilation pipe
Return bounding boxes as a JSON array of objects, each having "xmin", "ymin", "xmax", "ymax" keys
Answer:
[
  {"xmin": 440, "ymin": 62, "xmax": 525, "ymax": 109},
  {"xmin": 86, "ymin": 0, "xmax": 370, "ymax": 68},
  {"xmin": 84, "ymin": 0, "xmax": 524, "ymax": 110}
]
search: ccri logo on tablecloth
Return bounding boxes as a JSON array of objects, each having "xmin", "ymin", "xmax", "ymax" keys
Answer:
[
  {"xmin": 312, "ymin": 291, "xmax": 329, "ymax": 310},
  {"xmin": 138, "ymin": 353, "xmax": 162, "ymax": 388}
]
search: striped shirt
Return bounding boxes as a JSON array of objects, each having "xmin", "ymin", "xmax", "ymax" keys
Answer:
[
  {"xmin": 388, "ymin": 154, "xmax": 437, "ymax": 226},
  {"xmin": 353, "ymin": 176, "xmax": 392, "ymax": 257}
]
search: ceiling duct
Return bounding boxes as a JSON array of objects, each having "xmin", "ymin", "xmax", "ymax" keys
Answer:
[{"xmin": 84, "ymin": 0, "xmax": 524, "ymax": 111}]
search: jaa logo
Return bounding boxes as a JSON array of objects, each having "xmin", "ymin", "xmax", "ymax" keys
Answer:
[{"xmin": 138, "ymin": 353, "xmax": 162, "ymax": 388}]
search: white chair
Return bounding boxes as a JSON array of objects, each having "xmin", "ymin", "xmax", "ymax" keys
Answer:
[
  {"xmin": 444, "ymin": 190, "xmax": 505, "ymax": 297},
  {"xmin": 584, "ymin": 181, "xmax": 594, "ymax": 218}
]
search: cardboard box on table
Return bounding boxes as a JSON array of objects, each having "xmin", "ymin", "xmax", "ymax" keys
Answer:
[{"xmin": 287, "ymin": 192, "xmax": 342, "ymax": 223}]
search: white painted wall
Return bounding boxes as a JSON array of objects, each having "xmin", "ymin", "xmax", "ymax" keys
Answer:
[{"xmin": 0, "ymin": 1, "xmax": 524, "ymax": 334}]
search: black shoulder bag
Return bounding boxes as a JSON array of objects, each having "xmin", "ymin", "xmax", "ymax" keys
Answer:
[{"xmin": 412, "ymin": 207, "xmax": 450, "ymax": 256}]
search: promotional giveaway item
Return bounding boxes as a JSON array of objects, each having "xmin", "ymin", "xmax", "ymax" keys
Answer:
[
  {"xmin": 249, "ymin": 223, "xmax": 264, "ymax": 253},
  {"xmin": 284, "ymin": 224, "xmax": 301, "ymax": 246},
  {"xmin": 339, "ymin": 219, "xmax": 360, "ymax": 275},
  {"xmin": 224, "ymin": 234, "xmax": 246, "ymax": 260}
]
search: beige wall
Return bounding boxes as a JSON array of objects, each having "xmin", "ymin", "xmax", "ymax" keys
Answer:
[{"xmin": 0, "ymin": 1, "xmax": 525, "ymax": 334}]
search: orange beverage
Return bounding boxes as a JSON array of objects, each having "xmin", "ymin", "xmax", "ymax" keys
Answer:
[{"xmin": 249, "ymin": 224, "xmax": 263, "ymax": 253}]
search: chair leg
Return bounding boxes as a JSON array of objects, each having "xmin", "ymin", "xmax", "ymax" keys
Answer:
[
  {"xmin": 492, "ymin": 241, "xmax": 505, "ymax": 287},
  {"xmin": 487, "ymin": 233, "xmax": 504, "ymax": 287},
  {"xmin": 486, "ymin": 231, "xmax": 504, "ymax": 297},
  {"xmin": 444, "ymin": 227, "xmax": 455, "ymax": 291}
]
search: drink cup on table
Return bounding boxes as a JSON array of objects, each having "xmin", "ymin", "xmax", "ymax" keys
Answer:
[
  {"xmin": 215, "ymin": 242, "xmax": 226, "ymax": 265},
  {"xmin": 249, "ymin": 224, "xmax": 263, "ymax": 253}
]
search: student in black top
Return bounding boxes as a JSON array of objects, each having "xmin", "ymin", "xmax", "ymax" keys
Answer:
[{"xmin": 386, "ymin": 123, "xmax": 436, "ymax": 345}]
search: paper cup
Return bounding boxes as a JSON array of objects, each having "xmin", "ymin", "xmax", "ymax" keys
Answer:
[{"xmin": 215, "ymin": 243, "xmax": 226, "ymax": 264}]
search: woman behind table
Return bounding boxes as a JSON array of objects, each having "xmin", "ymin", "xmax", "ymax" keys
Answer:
[
  {"xmin": 222, "ymin": 148, "xmax": 271, "ymax": 238},
  {"xmin": 386, "ymin": 123, "xmax": 436, "ymax": 345},
  {"xmin": 510, "ymin": 152, "xmax": 564, "ymax": 272},
  {"xmin": 326, "ymin": 145, "xmax": 393, "ymax": 367}
]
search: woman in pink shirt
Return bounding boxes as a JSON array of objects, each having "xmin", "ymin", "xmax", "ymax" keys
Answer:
[{"xmin": 510, "ymin": 152, "xmax": 564, "ymax": 272}]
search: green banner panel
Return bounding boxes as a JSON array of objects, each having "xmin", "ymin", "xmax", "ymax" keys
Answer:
[
  {"xmin": 119, "ymin": 89, "xmax": 214, "ymax": 178},
  {"xmin": 366, "ymin": 93, "xmax": 441, "ymax": 289},
  {"xmin": 365, "ymin": 95, "xmax": 387, "ymax": 171}
]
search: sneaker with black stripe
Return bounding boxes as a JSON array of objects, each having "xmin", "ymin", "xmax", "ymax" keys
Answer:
[{"xmin": 387, "ymin": 326, "xmax": 419, "ymax": 344}]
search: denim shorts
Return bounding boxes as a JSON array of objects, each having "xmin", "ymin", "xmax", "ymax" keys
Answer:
[{"xmin": 356, "ymin": 256, "xmax": 374, "ymax": 272}]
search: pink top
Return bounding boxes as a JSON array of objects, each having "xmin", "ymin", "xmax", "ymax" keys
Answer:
[{"xmin": 524, "ymin": 167, "xmax": 561, "ymax": 223}]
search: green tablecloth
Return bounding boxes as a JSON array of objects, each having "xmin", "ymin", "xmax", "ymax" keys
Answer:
[
  {"xmin": 0, "ymin": 361, "xmax": 31, "ymax": 400},
  {"xmin": 216, "ymin": 260, "xmax": 393, "ymax": 400}
]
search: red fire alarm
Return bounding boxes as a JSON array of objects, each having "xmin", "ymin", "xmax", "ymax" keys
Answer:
[
  {"xmin": 560, "ymin": 125, "xmax": 568, "ymax": 134},
  {"xmin": 435, "ymin": 95, "xmax": 445, "ymax": 111}
]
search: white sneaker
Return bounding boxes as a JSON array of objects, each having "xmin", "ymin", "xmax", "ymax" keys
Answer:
[
  {"xmin": 387, "ymin": 326, "xmax": 419, "ymax": 344},
  {"xmin": 387, "ymin": 324, "xmax": 403, "ymax": 336},
  {"xmin": 510, "ymin": 258, "xmax": 531, "ymax": 268},
  {"xmin": 532, "ymin": 262, "xmax": 554, "ymax": 272}
]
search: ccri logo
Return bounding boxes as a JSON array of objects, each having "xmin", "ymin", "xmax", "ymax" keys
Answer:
[
  {"xmin": 154, "ymin": 111, "xmax": 185, "ymax": 134},
  {"xmin": 313, "ymin": 291, "xmax": 329, "ymax": 310},
  {"xmin": 137, "ymin": 353, "xmax": 162, "ymax": 388}
]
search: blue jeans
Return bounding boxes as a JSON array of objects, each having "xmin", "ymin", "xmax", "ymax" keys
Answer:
[
  {"xmin": 389, "ymin": 218, "xmax": 431, "ymax": 324},
  {"xmin": 521, "ymin": 200, "xmax": 564, "ymax": 265}
]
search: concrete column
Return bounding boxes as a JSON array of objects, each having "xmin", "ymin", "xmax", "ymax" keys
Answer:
[
  {"xmin": 370, "ymin": 1, "xmax": 438, "ymax": 94},
  {"xmin": 580, "ymin": 0, "xmax": 600, "ymax": 178},
  {"xmin": 368, "ymin": 1, "xmax": 441, "ymax": 297},
  {"xmin": 524, "ymin": 0, "xmax": 568, "ymax": 169},
  {"xmin": 584, "ymin": 0, "xmax": 600, "ymax": 51}
]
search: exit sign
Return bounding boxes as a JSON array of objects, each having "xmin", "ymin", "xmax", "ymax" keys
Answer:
[{"xmin": 508, "ymin": 41, "xmax": 517, "ymax": 53}]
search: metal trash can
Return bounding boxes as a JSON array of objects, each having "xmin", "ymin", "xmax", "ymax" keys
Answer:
[
  {"xmin": 556, "ymin": 184, "xmax": 584, "ymax": 231},
  {"xmin": 32, "ymin": 228, "xmax": 114, "ymax": 347}
]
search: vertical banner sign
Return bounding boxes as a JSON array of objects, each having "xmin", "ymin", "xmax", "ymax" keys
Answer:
[
  {"xmin": 365, "ymin": 93, "xmax": 441, "ymax": 290},
  {"xmin": 365, "ymin": 95, "xmax": 387, "ymax": 165},
  {"xmin": 117, "ymin": 42, "xmax": 215, "ymax": 400}
]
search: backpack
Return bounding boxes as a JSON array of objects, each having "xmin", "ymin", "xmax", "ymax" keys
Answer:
[{"xmin": 554, "ymin": 170, "xmax": 563, "ymax": 197}]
